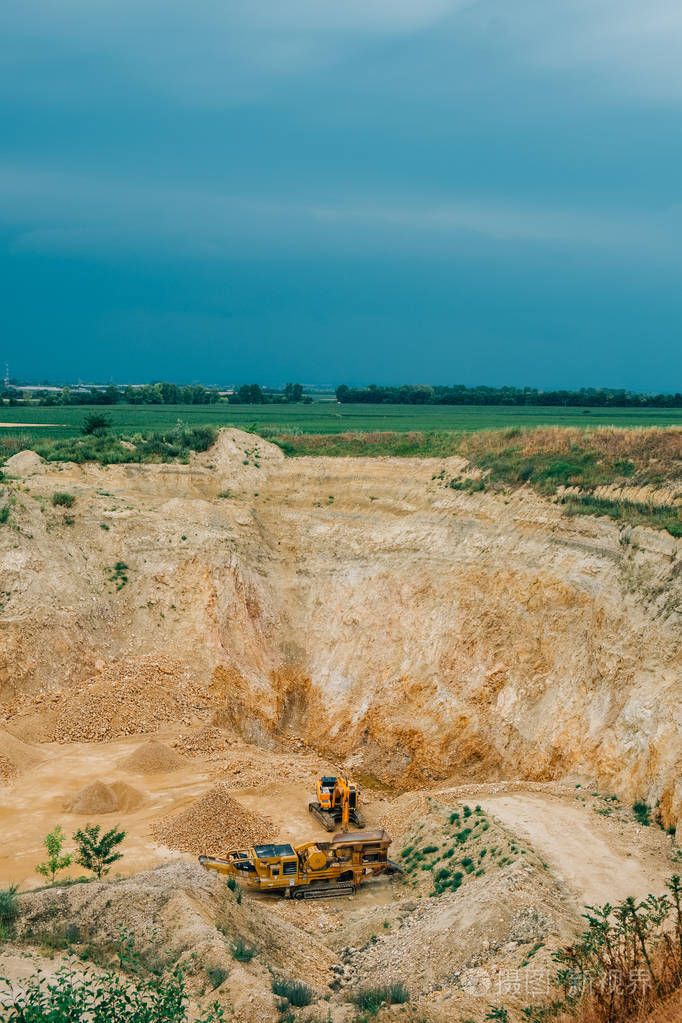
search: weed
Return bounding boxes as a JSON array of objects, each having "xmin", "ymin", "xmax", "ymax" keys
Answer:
[
  {"xmin": 350, "ymin": 982, "xmax": 409, "ymax": 1015},
  {"xmin": 108, "ymin": 561, "xmax": 129, "ymax": 590},
  {"xmin": 633, "ymin": 799, "xmax": 652, "ymax": 826},
  {"xmin": 206, "ymin": 965, "xmax": 229, "ymax": 989},
  {"xmin": 272, "ymin": 977, "xmax": 314, "ymax": 1007},
  {"xmin": 0, "ymin": 884, "xmax": 20, "ymax": 935},
  {"xmin": 52, "ymin": 492, "xmax": 75, "ymax": 507},
  {"xmin": 0, "ymin": 504, "xmax": 10, "ymax": 524},
  {"xmin": 230, "ymin": 936, "xmax": 256, "ymax": 962}
]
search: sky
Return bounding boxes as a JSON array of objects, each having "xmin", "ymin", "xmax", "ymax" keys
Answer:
[{"xmin": 2, "ymin": 0, "xmax": 682, "ymax": 389}]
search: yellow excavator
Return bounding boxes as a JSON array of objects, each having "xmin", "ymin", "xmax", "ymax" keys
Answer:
[
  {"xmin": 308, "ymin": 775, "xmax": 366, "ymax": 832},
  {"xmin": 199, "ymin": 830, "xmax": 400, "ymax": 899}
]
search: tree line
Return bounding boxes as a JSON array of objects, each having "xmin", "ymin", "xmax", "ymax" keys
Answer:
[
  {"xmin": 0, "ymin": 382, "xmax": 309, "ymax": 406},
  {"xmin": 335, "ymin": 384, "xmax": 682, "ymax": 407}
]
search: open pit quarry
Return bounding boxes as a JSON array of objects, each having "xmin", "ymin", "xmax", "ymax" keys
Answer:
[{"xmin": 1, "ymin": 428, "xmax": 681, "ymax": 1022}]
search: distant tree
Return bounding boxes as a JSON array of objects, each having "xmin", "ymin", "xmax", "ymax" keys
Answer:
[
  {"xmin": 284, "ymin": 382, "xmax": 304, "ymax": 402},
  {"xmin": 82, "ymin": 412, "xmax": 111, "ymax": 435},
  {"xmin": 158, "ymin": 382, "xmax": 180, "ymax": 404},
  {"xmin": 237, "ymin": 384, "xmax": 264, "ymax": 404},
  {"xmin": 73, "ymin": 823, "xmax": 126, "ymax": 880},
  {"xmin": 335, "ymin": 384, "xmax": 349, "ymax": 402},
  {"xmin": 104, "ymin": 385, "xmax": 120, "ymax": 404},
  {"xmin": 60, "ymin": 386, "xmax": 72, "ymax": 405},
  {"xmin": 35, "ymin": 825, "xmax": 72, "ymax": 885}
]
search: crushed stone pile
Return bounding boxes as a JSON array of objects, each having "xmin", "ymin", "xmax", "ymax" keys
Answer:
[
  {"xmin": 4, "ymin": 656, "xmax": 214, "ymax": 742},
  {"xmin": 173, "ymin": 726, "xmax": 234, "ymax": 759},
  {"xmin": 152, "ymin": 782, "xmax": 274, "ymax": 857},
  {"xmin": 122, "ymin": 740, "xmax": 187, "ymax": 774},
  {"xmin": 65, "ymin": 779, "xmax": 145, "ymax": 814}
]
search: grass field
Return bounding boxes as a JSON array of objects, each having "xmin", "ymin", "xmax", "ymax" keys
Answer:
[{"xmin": 2, "ymin": 400, "xmax": 682, "ymax": 439}]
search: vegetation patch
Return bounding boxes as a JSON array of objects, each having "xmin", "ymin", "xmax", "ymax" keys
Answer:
[
  {"xmin": 271, "ymin": 976, "xmax": 314, "ymax": 1007},
  {"xmin": 349, "ymin": 981, "xmax": 409, "ymax": 1015}
]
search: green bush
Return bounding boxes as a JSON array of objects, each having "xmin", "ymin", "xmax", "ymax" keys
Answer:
[
  {"xmin": 0, "ymin": 504, "xmax": 10, "ymax": 524},
  {"xmin": 350, "ymin": 982, "xmax": 409, "ymax": 1015},
  {"xmin": 230, "ymin": 936, "xmax": 256, "ymax": 962},
  {"xmin": 0, "ymin": 964, "xmax": 224, "ymax": 1022},
  {"xmin": 633, "ymin": 799, "xmax": 652, "ymax": 826},
  {"xmin": 271, "ymin": 977, "xmax": 314, "ymax": 1007},
  {"xmin": 206, "ymin": 965, "xmax": 229, "ymax": 990},
  {"xmin": 0, "ymin": 884, "xmax": 20, "ymax": 935},
  {"xmin": 52, "ymin": 492, "xmax": 75, "ymax": 508}
]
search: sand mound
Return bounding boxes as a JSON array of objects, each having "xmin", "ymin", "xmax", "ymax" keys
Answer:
[
  {"xmin": 0, "ymin": 729, "xmax": 47, "ymax": 782},
  {"xmin": 0, "ymin": 753, "xmax": 18, "ymax": 783},
  {"xmin": 122, "ymin": 740, "xmax": 187, "ymax": 774},
  {"xmin": 3, "ymin": 450, "xmax": 43, "ymax": 474},
  {"xmin": 66, "ymin": 780, "xmax": 119, "ymax": 814},
  {"xmin": 65, "ymin": 779, "xmax": 145, "ymax": 814},
  {"xmin": 152, "ymin": 783, "xmax": 274, "ymax": 857},
  {"xmin": 110, "ymin": 781, "xmax": 145, "ymax": 812}
]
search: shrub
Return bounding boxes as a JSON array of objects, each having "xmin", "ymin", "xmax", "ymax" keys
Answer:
[
  {"xmin": 350, "ymin": 982, "xmax": 409, "ymax": 1015},
  {"xmin": 271, "ymin": 977, "xmax": 314, "ymax": 1007},
  {"xmin": 73, "ymin": 823, "xmax": 126, "ymax": 879},
  {"xmin": 0, "ymin": 884, "xmax": 20, "ymax": 935},
  {"xmin": 52, "ymin": 492, "xmax": 75, "ymax": 508},
  {"xmin": 0, "ymin": 504, "xmax": 9, "ymax": 524},
  {"xmin": 230, "ymin": 936, "xmax": 256, "ymax": 962},
  {"xmin": 82, "ymin": 413, "xmax": 112, "ymax": 436},
  {"xmin": 109, "ymin": 562, "xmax": 129, "ymax": 590},
  {"xmin": 519, "ymin": 876, "xmax": 682, "ymax": 1023},
  {"xmin": 633, "ymin": 799, "xmax": 652, "ymax": 826},
  {"xmin": 226, "ymin": 876, "xmax": 237, "ymax": 892},
  {"xmin": 0, "ymin": 963, "xmax": 223, "ymax": 1022},
  {"xmin": 206, "ymin": 965, "xmax": 229, "ymax": 990},
  {"xmin": 422, "ymin": 845, "xmax": 438, "ymax": 855}
]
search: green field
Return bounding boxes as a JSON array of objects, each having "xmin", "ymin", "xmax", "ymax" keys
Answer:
[{"xmin": 2, "ymin": 400, "xmax": 682, "ymax": 440}]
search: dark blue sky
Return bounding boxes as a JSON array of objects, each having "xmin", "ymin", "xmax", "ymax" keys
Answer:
[{"xmin": 2, "ymin": 1, "xmax": 682, "ymax": 388}]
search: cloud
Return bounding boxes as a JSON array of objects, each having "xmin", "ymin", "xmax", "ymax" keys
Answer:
[
  {"xmin": 1, "ymin": 164, "xmax": 679, "ymax": 263},
  {"xmin": 0, "ymin": 0, "xmax": 474, "ymax": 107},
  {"xmin": 484, "ymin": 0, "xmax": 682, "ymax": 102}
]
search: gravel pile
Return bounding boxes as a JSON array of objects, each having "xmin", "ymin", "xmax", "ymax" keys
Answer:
[
  {"xmin": 7, "ymin": 656, "xmax": 213, "ymax": 742},
  {"xmin": 173, "ymin": 726, "xmax": 233, "ymax": 759},
  {"xmin": 152, "ymin": 782, "xmax": 274, "ymax": 856},
  {"xmin": 122, "ymin": 740, "xmax": 187, "ymax": 774}
]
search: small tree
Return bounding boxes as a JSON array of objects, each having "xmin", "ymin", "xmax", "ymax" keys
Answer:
[
  {"xmin": 73, "ymin": 823, "xmax": 126, "ymax": 879},
  {"xmin": 35, "ymin": 825, "xmax": 72, "ymax": 884},
  {"xmin": 82, "ymin": 412, "xmax": 111, "ymax": 435}
]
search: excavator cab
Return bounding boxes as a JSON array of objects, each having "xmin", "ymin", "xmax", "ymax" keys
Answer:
[{"xmin": 309, "ymin": 774, "xmax": 366, "ymax": 832}]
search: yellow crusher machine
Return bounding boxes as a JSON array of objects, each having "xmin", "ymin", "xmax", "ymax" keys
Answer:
[
  {"xmin": 308, "ymin": 775, "xmax": 366, "ymax": 832},
  {"xmin": 199, "ymin": 830, "xmax": 401, "ymax": 899}
]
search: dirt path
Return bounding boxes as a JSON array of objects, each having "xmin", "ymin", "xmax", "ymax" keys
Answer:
[{"xmin": 478, "ymin": 792, "xmax": 670, "ymax": 909}]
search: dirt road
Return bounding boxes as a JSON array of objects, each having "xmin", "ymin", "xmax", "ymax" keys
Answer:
[{"xmin": 478, "ymin": 791, "xmax": 670, "ymax": 909}]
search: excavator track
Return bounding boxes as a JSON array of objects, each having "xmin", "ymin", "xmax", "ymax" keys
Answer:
[
  {"xmin": 308, "ymin": 803, "xmax": 367, "ymax": 831},
  {"xmin": 287, "ymin": 882, "xmax": 357, "ymax": 900},
  {"xmin": 308, "ymin": 802, "xmax": 338, "ymax": 832}
]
